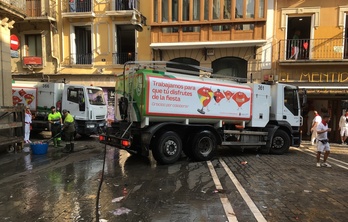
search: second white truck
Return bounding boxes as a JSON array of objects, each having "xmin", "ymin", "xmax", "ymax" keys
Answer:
[{"xmin": 12, "ymin": 81, "xmax": 108, "ymax": 137}]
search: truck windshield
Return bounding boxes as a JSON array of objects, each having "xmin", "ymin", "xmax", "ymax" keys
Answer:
[{"xmin": 88, "ymin": 88, "xmax": 106, "ymax": 105}]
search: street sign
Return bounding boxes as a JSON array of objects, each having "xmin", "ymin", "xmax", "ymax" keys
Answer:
[{"xmin": 10, "ymin": 34, "xmax": 19, "ymax": 51}]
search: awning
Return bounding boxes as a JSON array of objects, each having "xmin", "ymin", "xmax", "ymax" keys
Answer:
[
  {"xmin": 285, "ymin": 82, "xmax": 348, "ymax": 95},
  {"xmin": 150, "ymin": 40, "xmax": 267, "ymax": 50}
]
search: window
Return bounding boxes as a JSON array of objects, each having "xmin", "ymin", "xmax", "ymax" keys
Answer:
[
  {"xmin": 183, "ymin": 26, "xmax": 201, "ymax": 32},
  {"xmin": 168, "ymin": 57, "xmax": 200, "ymax": 73},
  {"xmin": 259, "ymin": 0, "xmax": 264, "ymax": 18},
  {"xmin": 246, "ymin": 0, "xmax": 254, "ymax": 18},
  {"xmin": 223, "ymin": 0, "xmax": 231, "ymax": 19},
  {"xmin": 25, "ymin": 34, "xmax": 42, "ymax": 57},
  {"xmin": 212, "ymin": 57, "xmax": 247, "ymax": 79},
  {"xmin": 212, "ymin": 25, "xmax": 231, "ymax": 31},
  {"xmin": 73, "ymin": 26, "xmax": 92, "ymax": 64},
  {"xmin": 235, "ymin": 23, "xmax": 254, "ymax": 30},
  {"xmin": 172, "ymin": 0, "xmax": 178, "ymax": 21},
  {"xmin": 182, "ymin": 0, "xmax": 189, "ymax": 21},
  {"xmin": 162, "ymin": 27, "xmax": 179, "ymax": 33},
  {"xmin": 284, "ymin": 86, "xmax": 299, "ymax": 115},
  {"xmin": 67, "ymin": 88, "xmax": 79, "ymax": 103},
  {"xmin": 204, "ymin": 0, "xmax": 209, "ymax": 20},
  {"xmin": 88, "ymin": 88, "xmax": 106, "ymax": 105},
  {"xmin": 193, "ymin": 0, "xmax": 200, "ymax": 21},
  {"xmin": 115, "ymin": 25, "xmax": 136, "ymax": 64},
  {"xmin": 153, "ymin": 0, "xmax": 266, "ymax": 24},
  {"xmin": 235, "ymin": 0, "xmax": 243, "ymax": 18},
  {"xmin": 213, "ymin": 0, "xmax": 220, "ymax": 19},
  {"xmin": 162, "ymin": 0, "xmax": 168, "ymax": 22},
  {"xmin": 154, "ymin": 0, "xmax": 158, "ymax": 22}
]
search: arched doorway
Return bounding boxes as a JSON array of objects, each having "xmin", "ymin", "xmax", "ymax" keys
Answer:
[
  {"xmin": 212, "ymin": 57, "xmax": 247, "ymax": 80},
  {"xmin": 168, "ymin": 57, "xmax": 200, "ymax": 73}
]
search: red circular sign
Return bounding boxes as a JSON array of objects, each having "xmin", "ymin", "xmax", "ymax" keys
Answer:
[{"xmin": 10, "ymin": 35, "xmax": 19, "ymax": 51}]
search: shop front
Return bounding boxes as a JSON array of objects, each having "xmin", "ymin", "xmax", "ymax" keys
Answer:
[{"xmin": 277, "ymin": 67, "xmax": 348, "ymax": 143}]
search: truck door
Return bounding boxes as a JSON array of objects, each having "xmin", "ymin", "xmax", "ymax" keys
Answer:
[
  {"xmin": 65, "ymin": 86, "xmax": 87, "ymax": 120},
  {"xmin": 283, "ymin": 86, "xmax": 302, "ymax": 127}
]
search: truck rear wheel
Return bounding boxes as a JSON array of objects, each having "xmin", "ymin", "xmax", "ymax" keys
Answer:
[
  {"xmin": 270, "ymin": 130, "xmax": 290, "ymax": 154},
  {"xmin": 152, "ymin": 131, "xmax": 182, "ymax": 164},
  {"xmin": 189, "ymin": 130, "xmax": 217, "ymax": 161}
]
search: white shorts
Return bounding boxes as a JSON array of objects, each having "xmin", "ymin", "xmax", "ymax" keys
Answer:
[
  {"xmin": 340, "ymin": 127, "xmax": 348, "ymax": 137},
  {"xmin": 316, "ymin": 140, "xmax": 330, "ymax": 152}
]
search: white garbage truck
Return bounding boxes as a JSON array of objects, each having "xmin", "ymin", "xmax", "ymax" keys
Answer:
[
  {"xmin": 12, "ymin": 81, "xmax": 107, "ymax": 137},
  {"xmin": 100, "ymin": 61, "xmax": 303, "ymax": 164}
]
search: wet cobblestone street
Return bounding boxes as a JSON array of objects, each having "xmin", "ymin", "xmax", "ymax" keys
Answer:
[{"xmin": 0, "ymin": 138, "xmax": 347, "ymax": 221}]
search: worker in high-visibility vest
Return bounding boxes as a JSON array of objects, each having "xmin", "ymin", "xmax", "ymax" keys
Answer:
[
  {"xmin": 62, "ymin": 109, "xmax": 76, "ymax": 152},
  {"xmin": 48, "ymin": 106, "xmax": 62, "ymax": 147}
]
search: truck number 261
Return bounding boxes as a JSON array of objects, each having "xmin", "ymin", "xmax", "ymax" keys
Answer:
[{"xmin": 258, "ymin": 85, "xmax": 265, "ymax": 90}]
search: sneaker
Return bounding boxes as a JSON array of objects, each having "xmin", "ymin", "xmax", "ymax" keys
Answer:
[
  {"xmin": 316, "ymin": 163, "xmax": 321, "ymax": 167},
  {"xmin": 321, "ymin": 162, "xmax": 332, "ymax": 168}
]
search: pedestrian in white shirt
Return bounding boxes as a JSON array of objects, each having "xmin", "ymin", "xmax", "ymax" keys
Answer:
[
  {"xmin": 338, "ymin": 111, "xmax": 348, "ymax": 145},
  {"xmin": 310, "ymin": 111, "xmax": 321, "ymax": 145},
  {"xmin": 316, "ymin": 114, "xmax": 331, "ymax": 167},
  {"xmin": 24, "ymin": 106, "xmax": 32, "ymax": 143}
]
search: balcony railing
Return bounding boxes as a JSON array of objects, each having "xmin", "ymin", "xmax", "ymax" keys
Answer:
[
  {"xmin": 278, "ymin": 38, "xmax": 348, "ymax": 62},
  {"xmin": 110, "ymin": 0, "xmax": 140, "ymax": 11},
  {"xmin": 112, "ymin": 52, "xmax": 136, "ymax": 64},
  {"xmin": 66, "ymin": 0, "xmax": 91, "ymax": 13},
  {"xmin": 71, "ymin": 53, "xmax": 93, "ymax": 65}
]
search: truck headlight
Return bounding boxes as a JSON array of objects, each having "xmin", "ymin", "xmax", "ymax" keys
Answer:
[{"xmin": 87, "ymin": 124, "xmax": 95, "ymax": 128}]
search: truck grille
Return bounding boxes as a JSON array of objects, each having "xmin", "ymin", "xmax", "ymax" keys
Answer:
[{"xmin": 96, "ymin": 115, "xmax": 106, "ymax": 119}]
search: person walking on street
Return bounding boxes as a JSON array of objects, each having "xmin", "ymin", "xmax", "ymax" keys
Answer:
[
  {"xmin": 311, "ymin": 111, "xmax": 322, "ymax": 145},
  {"xmin": 24, "ymin": 105, "xmax": 32, "ymax": 144},
  {"xmin": 48, "ymin": 106, "xmax": 63, "ymax": 148},
  {"xmin": 338, "ymin": 111, "xmax": 348, "ymax": 145},
  {"xmin": 316, "ymin": 114, "xmax": 332, "ymax": 167},
  {"xmin": 62, "ymin": 110, "xmax": 76, "ymax": 152}
]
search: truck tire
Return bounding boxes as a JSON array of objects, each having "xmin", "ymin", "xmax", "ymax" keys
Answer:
[
  {"xmin": 270, "ymin": 130, "xmax": 290, "ymax": 154},
  {"xmin": 189, "ymin": 130, "xmax": 217, "ymax": 161},
  {"xmin": 152, "ymin": 131, "xmax": 182, "ymax": 164}
]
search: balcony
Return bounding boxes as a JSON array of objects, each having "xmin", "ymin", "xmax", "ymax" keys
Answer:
[
  {"xmin": 105, "ymin": 0, "xmax": 140, "ymax": 17},
  {"xmin": 0, "ymin": 0, "xmax": 26, "ymax": 20},
  {"xmin": 150, "ymin": 22, "xmax": 266, "ymax": 49},
  {"xmin": 25, "ymin": 0, "xmax": 57, "ymax": 21},
  {"xmin": 61, "ymin": 0, "xmax": 95, "ymax": 19},
  {"xmin": 278, "ymin": 38, "xmax": 348, "ymax": 65},
  {"xmin": 70, "ymin": 53, "xmax": 93, "ymax": 65},
  {"xmin": 112, "ymin": 52, "xmax": 136, "ymax": 65}
]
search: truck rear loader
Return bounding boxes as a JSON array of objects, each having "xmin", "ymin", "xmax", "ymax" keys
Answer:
[
  {"xmin": 12, "ymin": 81, "xmax": 107, "ymax": 137},
  {"xmin": 100, "ymin": 61, "xmax": 302, "ymax": 164}
]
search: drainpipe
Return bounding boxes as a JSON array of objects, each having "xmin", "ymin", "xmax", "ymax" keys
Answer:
[
  {"xmin": 273, "ymin": 0, "xmax": 278, "ymax": 75},
  {"xmin": 50, "ymin": 21, "xmax": 60, "ymax": 74}
]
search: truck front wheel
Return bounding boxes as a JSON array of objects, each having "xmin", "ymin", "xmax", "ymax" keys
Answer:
[
  {"xmin": 189, "ymin": 130, "xmax": 217, "ymax": 161},
  {"xmin": 152, "ymin": 131, "xmax": 182, "ymax": 164},
  {"xmin": 270, "ymin": 130, "xmax": 290, "ymax": 154}
]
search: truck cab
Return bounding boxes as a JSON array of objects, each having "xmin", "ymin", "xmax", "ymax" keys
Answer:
[{"xmin": 62, "ymin": 85, "xmax": 107, "ymax": 136}]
